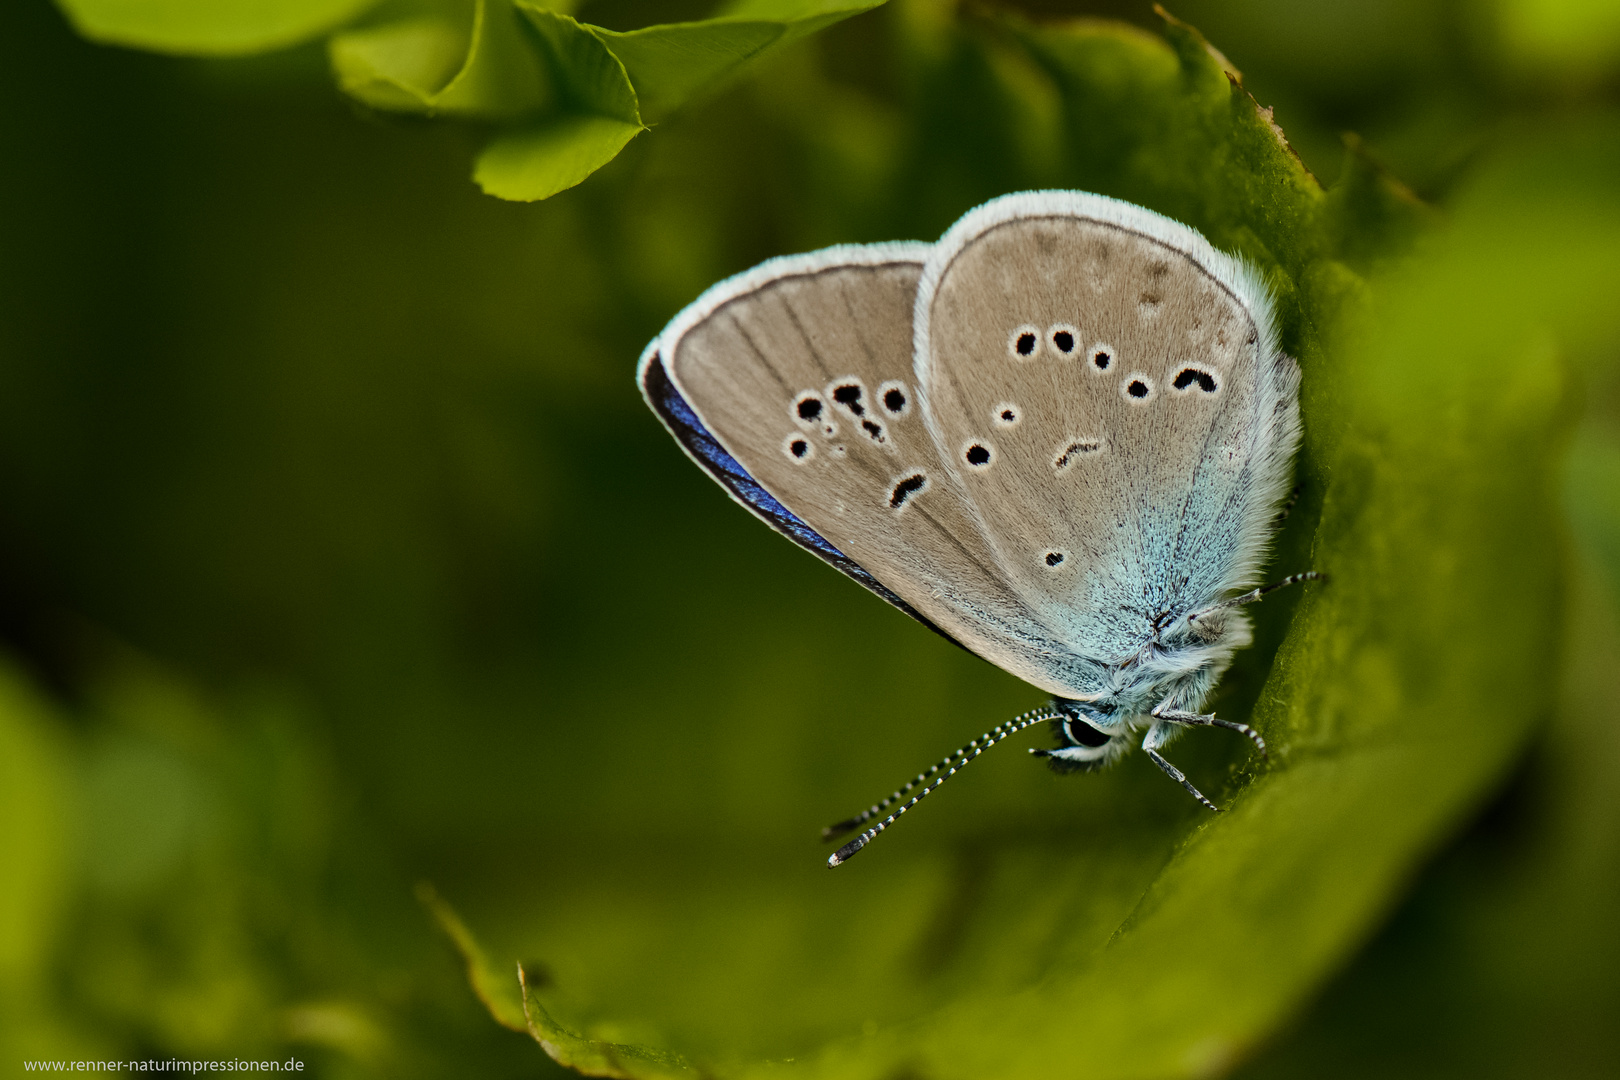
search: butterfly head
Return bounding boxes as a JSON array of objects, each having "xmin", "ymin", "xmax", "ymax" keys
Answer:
[{"xmin": 1040, "ymin": 698, "xmax": 1130, "ymax": 772}]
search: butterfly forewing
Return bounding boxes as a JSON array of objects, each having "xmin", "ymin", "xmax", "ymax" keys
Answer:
[
  {"xmin": 917, "ymin": 196, "xmax": 1298, "ymax": 665},
  {"xmin": 656, "ymin": 247, "xmax": 1087, "ymax": 686}
]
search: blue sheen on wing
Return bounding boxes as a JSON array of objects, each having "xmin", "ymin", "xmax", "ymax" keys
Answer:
[
  {"xmin": 647, "ymin": 355, "xmax": 842, "ymax": 559},
  {"xmin": 661, "ymin": 381, "xmax": 840, "ymax": 557},
  {"xmin": 641, "ymin": 352, "xmax": 957, "ymax": 643}
]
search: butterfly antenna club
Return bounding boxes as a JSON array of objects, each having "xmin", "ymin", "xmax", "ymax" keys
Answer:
[{"xmin": 824, "ymin": 706, "xmax": 1061, "ymax": 867}]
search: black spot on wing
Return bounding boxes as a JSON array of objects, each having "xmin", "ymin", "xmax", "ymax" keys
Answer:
[
  {"xmin": 1052, "ymin": 439, "xmax": 1102, "ymax": 470},
  {"xmin": 1009, "ymin": 325, "xmax": 1040, "ymax": 359},
  {"xmin": 889, "ymin": 472, "xmax": 928, "ymax": 509},
  {"xmin": 1173, "ymin": 367, "xmax": 1219, "ymax": 392},
  {"xmin": 832, "ymin": 382, "xmax": 865, "ymax": 415},
  {"xmin": 878, "ymin": 380, "xmax": 912, "ymax": 419}
]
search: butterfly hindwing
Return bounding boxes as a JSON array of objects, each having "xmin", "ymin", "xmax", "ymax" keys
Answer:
[{"xmin": 916, "ymin": 193, "xmax": 1301, "ymax": 666}]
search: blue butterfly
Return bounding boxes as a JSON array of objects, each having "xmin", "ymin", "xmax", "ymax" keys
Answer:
[{"xmin": 640, "ymin": 192, "xmax": 1320, "ymax": 866}]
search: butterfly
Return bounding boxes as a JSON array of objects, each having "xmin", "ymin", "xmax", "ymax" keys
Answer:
[{"xmin": 638, "ymin": 191, "xmax": 1318, "ymax": 867}]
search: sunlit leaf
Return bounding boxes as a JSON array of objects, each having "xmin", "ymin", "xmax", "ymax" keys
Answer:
[
  {"xmin": 470, "ymin": 0, "xmax": 887, "ymax": 198},
  {"xmin": 54, "ymin": 0, "xmax": 382, "ymax": 55},
  {"xmin": 1495, "ymin": 0, "xmax": 1620, "ymax": 85},
  {"xmin": 329, "ymin": 0, "xmax": 550, "ymax": 119},
  {"xmin": 0, "ymin": 665, "xmax": 82, "ymax": 1061},
  {"xmin": 593, "ymin": 0, "xmax": 886, "ymax": 123},
  {"xmin": 473, "ymin": 113, "xmax": 643, "ymax": 200},
  {"xmin": 591, "ymin": 20, "xmax": 783, "ymax": 124}
]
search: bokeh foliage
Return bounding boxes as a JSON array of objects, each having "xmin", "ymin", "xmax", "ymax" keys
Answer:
[{"xmin": 2, "ymin": 0, "xmax": 1618, "ymax": 1078}]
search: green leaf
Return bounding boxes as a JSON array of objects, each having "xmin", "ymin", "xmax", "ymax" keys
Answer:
[
  {"xmin": 329, "ymin": 0, "xmax": 550, "ymax": 119},
  {"xmin": 1235, "ymin": 120, "xmax": 1620, "ymax": 1075},
  {"xmin": 1495, "ymin": 0, "xmax": 1620, "ymax": 86},
  {"xmin": 590, "ymin": 21, "xmax": 783, "ymax": 124},
  {"xmin": 417, "ymin": 882, "xmax": 528, "ymax": 1033},
  {"xmin": 0, "ymin": 664, "xmax": 79, "ymax": 1061},
  {"xmin": 468, "ymin": 0, "xmax": 885, "ymax": 199},
  {"xmin": 593, "ymin": 1, "xmax": 886, "ymax": 123},
  {"xmin": 54, "ymin": 0, "xmax": 382, "ymax": 55},
  {"xmin": 58, "ymin": 0, "xmax": 888, "ymax": 201},
  {"xmin": 461, "ymin": 6, "xmax": 648, "ymax": 201},
  {"xmin": 425, "ymin": 886, "xmax": 696, "ymax": 1077},
  {"xmin": 473, "ymin": 113, "xmax": 643, "ymax": 200},
  {"xmin": 435, "ymin": 14, "xmax": 1598, "ymax": 1079},
  {"xmin": 515, "ymin": 5, "xmax": 641, "ymax": 124}
]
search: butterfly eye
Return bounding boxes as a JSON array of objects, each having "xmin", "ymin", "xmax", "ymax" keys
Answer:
[
  {"xmin": 1009, "ymin": 325, "xmax": 1041, "ymax": 359},
  {"xmin": 1090, "ymin": 345, "xmax": 1114, "ymax": 372},
  {"xmin": 1048, "ymin": 324, "xmax": 1078, "ymax": 355},
  {"xmin": 1063, "ymin": 715, "xmax": 1112, "ymax": 747}
]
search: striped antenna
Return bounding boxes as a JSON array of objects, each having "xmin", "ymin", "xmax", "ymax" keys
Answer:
[
  {"xmin": 1186, "ymin": 571, "xmax": 1327, "ymax": 626},
  {"xmin": 823, "ymin": 705, "xmax": 1062, "ymax": 868}
]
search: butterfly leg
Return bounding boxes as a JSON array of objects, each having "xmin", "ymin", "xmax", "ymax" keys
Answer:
[
  {"xmin": 1273, "ymin": 483, "xmax": 1302, "ymax": 525},
  {"xmin": 1151, "ymin": 708, "xmax": 1267, "ymax": 758},
  {"xmin": 1141, "ymin": 721, "xmax": 1221, "ymax": 812}
]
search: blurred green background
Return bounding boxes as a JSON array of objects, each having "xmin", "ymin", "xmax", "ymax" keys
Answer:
[{"xmin": 1, "ymin": 0, "xmax": 1618, "ymax": 1077}]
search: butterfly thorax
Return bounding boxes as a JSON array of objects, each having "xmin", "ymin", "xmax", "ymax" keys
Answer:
[{"xmin": 1068, "ymin": 605, "xmax": 1252, "ymax": 724}]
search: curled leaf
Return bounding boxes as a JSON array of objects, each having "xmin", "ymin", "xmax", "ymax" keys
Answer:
[{"xmin": 329, "ymin": 0, "xmax": 550, "ymax": 119}]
